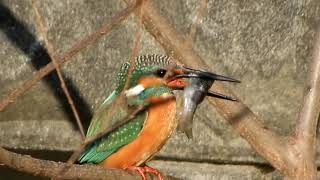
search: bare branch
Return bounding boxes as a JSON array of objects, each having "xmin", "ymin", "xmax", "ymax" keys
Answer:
[
  {"xmin": 0, "ymin": 147, "xmax": 177, "ymax": 180},
  {"xmin": 288, "ymin": 27, "xmax": 320, "ymax": 179},
  {"xmin": 31, "ymin": 0, "xmax": 85, "ymax": 139},
  {"xmin": 124, "ymin": 0, "xmax": 293, "ymax": 175},
  {"xmin": 295, "ymin": 27, "xmax": 320, "ymax": 149},
  {"xmin": 0, "ymin": 1, "xmax": 140, "ymax": 112},
  {"xmin": 126, "ymin": 0, "xmax": 144, "ymax": 91}
]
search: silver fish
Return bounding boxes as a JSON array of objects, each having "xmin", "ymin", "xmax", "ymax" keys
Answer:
[
  {"xmin": 177, "ymin": 76, "xmax": 213, "ymax": 138},
  {"xmin": 176, "ymin": 67, "xmax": 240, "ymax": 139}
]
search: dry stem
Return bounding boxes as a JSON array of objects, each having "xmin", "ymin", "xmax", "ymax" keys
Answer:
[
  {"xmin": 286, "ymin": 27, "xmax": 320, "ymax": 179},
  {"xmin": 0, "ymin": 147, "xmax": 177, "ymax": 180}
]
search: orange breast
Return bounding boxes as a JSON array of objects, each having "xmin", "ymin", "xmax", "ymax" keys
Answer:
[{"xmin": 100, "ymin": 98, "xmax": 177, "ymax": 168}]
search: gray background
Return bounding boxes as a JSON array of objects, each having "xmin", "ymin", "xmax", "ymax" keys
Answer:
[{"xmin": 0, "ymin": 0, "xmax": 320, "ymax": 179}]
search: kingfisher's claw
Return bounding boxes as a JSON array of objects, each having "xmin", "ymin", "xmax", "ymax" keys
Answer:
[
  {"xmin": 127, "ymin": 166, "xmax": 163, "ymax": 180},
  {"xmin": 127, "ymin": 166, "xmax": 147, "ymax": 180},
  {"xmin": 143, "ymin": 166, "xmax": 163, "ymax": 180}
]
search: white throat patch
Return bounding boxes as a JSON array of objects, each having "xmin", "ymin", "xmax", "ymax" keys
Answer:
[{"xmin": 125, "ymin": 84, "xmax": 145, "ymax": 97}]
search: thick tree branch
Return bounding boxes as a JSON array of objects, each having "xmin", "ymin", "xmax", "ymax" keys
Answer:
[
  {"xmin": 295, "ymin": 27, "xmax": 320, "ymax": 149},
  {"xmin": 0, "ymin": 147, "xmax": 177, "ymax": 180},
  {"xmin": 124, "ymin": 0, "xmax": 293, "ymax": 175},
  {"xmin": 288, "ymin": 27, "xmax": 320, "ymax": 179},
  {"xmin": 0, "ymin": 1, "xmax": 140, "ymax": 112}
]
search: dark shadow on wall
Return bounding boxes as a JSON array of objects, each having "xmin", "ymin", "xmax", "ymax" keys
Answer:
[{"xmin": 0, "ymin": 3, "xmax": 92, "ymax": 130}]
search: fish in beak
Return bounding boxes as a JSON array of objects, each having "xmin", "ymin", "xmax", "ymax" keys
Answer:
[{"xmin": 175, "ymin": 66, "xmax": 240, "ymax": 139}]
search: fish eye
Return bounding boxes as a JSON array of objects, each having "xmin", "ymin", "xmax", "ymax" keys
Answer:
[{"xmin": 155, "ymin": 69, "xmax": 167, "ymax": 77}]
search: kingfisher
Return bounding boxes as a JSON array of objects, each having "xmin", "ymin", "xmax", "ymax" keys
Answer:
[{"xmin": 78, "ymin": 54, "xmax": 239, "ymax": 180}]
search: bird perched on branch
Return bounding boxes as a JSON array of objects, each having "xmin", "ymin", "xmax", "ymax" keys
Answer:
[{"xmin": 78, "ymin": 54, "xmax": 239, "ymax": 180}]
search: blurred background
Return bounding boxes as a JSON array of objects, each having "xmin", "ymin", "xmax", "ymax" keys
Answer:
[{"xmin": 0, "ymin": 0, "xmax": 320, "ymax": 179}]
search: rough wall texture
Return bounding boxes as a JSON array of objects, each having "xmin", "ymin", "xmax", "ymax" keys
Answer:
[{"xmin": 0, "ymin": 0, "xmax": 320, "ymax": 179}]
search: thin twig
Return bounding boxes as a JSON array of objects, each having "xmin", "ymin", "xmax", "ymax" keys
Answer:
[
  {"xmin": 31, "ymin": 0, "xmax": 85, "ymax": 139},
  {"xmin": 0, "ymin": 1, "xmax": 140, "ymax": 112},
  {"xmin": 125, "ymin": 0, "xmax": 144, "ymax": 91},
  {"xmin": 124, "ymin": 0, "xmax": 292, "ymax": 175},
  {"xmin": 0, "ymin": 147, "xmax": 178, "ymax": 180}
]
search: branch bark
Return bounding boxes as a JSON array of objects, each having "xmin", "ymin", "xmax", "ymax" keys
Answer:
[
  {"xmin": 0, "ymin": 147, "xmax": 177, "ymax": 180},
  {"xmin": 296, "ymin": 27, "xmax": 320, "ymax": 153},
  {"xmin": 287, "ymin": 27, "xmax": 320, "ymax": 179}
]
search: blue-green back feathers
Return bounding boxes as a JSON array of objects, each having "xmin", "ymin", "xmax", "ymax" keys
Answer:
[{"xmin": 78, "ymin": 112, "xmax": 145, "ymax": 163}]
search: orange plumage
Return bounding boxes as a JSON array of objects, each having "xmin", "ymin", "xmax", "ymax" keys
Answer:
[{"xmin": 100, "ymin": 98, "xmax": 177, "ymax": 168}]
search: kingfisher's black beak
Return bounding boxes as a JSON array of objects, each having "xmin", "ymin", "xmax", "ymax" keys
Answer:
[
  {"xmin": 177, "ymin": 66, "xmax": 240, "ymax": 83},
  {"xmin": 173, "ymin": 66, "xmax": 240, "ymax": 100},
  {"xmin": 176, "ymin": 66, "xmax": 240, "ymax": 138}
]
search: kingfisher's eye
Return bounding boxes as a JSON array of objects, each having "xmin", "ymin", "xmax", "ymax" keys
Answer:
[{"xmin": 156, "ymin": 69, "xmax": 167, "ymax": 77}]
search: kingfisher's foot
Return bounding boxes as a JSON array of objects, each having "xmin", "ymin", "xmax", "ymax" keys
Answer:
[
  {"xmin": 126, "ymin": 166, "xmax": 163, "ymax": 180},
  {"xmin": 143, "ymin": 165, "xmax": 163, "ymax": 180},
  {"xmin": 127, "ymin": 166, "xmax": 147, "ymax": 180}
]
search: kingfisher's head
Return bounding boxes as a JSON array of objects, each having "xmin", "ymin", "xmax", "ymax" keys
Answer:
[{"xmin": 115, "ymin": 55, "xmax": 239, "ymax": 105}]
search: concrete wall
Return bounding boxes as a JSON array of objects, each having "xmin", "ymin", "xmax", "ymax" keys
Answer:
[{"xmin": 0, "ymin": 0, "xmax": 320, "ymax": 179}]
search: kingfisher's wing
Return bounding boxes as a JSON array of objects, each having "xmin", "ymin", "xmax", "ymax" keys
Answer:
[
  {"xmin": 78, "ymin": 113, "xmax": 146, "ymax": 164},
  {"xmin": 85, "ymin": 90, "xmax": 118, "ymax": 137},
  {"xmin": 78, "ymin": 90, "xmax": 147, "ymax": 164}
]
